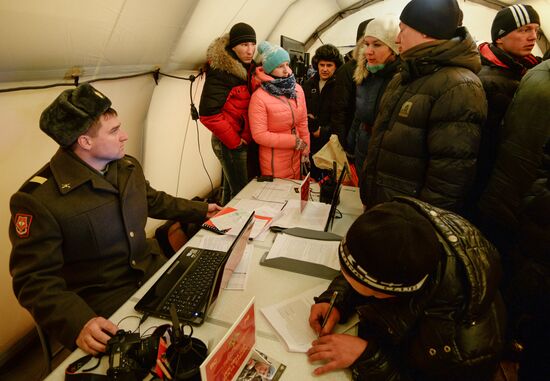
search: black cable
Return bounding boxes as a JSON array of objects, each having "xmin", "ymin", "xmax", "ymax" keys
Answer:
[
  {"xmin": 188, "ymin": 73, "xmax": 214, "ymax": 198},
  {"xmin": 0, "ymin": 68, "xmax": 199, "ymax": 93},
  {"xmin": 194, "ymin": 119, "xmax": 214, "ymax": 197}
]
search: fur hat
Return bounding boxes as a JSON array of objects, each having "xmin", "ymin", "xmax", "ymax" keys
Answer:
[
  {"xmin": 40, "ymin": 83, "xmax": 111, "ymax": 147},
  {"xmin": 228, "ymin": 22, "xmax": 256, "ymax": 48},
  {"xmin": 258, "ymin": 41, "xmax": 290, "ymax": 74},
  {"xmin": 491, "ymin": 4, "xmax": 540, "ymax": 42},
  {"xmin": 339, "ymin": 201, "xmax": 441, "ymax": 294},
  {"xmin": 311, "ymin": 44, "xmax": 343, "ymax": 69},
  {"xmin": 400, "ymin": 0, "xmax": 461, "ymax": 40},
  {"xmin": 363, "ymin": 16, "xmax": 400, "ymax": 54}
]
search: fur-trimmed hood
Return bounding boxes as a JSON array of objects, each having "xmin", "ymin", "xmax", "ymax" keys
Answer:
[
  {"xmin": 206, "ymin": 34, "xmax": 248, "ymax": 81},
  {"xmin": 353, "ymin": 44, "xmax": 369, "ymax": 85}
]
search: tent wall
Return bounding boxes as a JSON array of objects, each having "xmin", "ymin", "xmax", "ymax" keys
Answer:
[{"xmin": 0, "ymin": 0, "xmax": 548, "ymax": 363}]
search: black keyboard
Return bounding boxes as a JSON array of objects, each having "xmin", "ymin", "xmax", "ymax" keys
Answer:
[{"xmin": 160, "ymin": 249, "xmax": 226, "ymax": 320}]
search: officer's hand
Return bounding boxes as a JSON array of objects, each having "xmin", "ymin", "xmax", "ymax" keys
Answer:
[
  {"xmin": 76, "ymin": 317, "xmax": 118, "ymax": 355},
  {"xmin": 307, "ymin": 334, "xmax": 368, "ymax": 375},
  {"xmin": 206, "ymin": 203, "xmax": 222, "ymax": 218},
  {"xmin": 309, "ymin": 303, "xmax": 340, "ymax": 337}
]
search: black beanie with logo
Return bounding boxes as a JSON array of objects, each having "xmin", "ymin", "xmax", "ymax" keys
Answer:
[{"xmin": 491, "ymin": 4, "xmax": 540, "ymax": 42}]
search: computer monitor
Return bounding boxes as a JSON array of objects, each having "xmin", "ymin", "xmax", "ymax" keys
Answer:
[{"xmin": 280, "ymin": 35, "xmax": 308, "ymax": 83}]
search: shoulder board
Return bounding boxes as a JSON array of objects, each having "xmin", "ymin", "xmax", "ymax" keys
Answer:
[{"xmin": 20, "ymin": 165, "xmax": 53, "ymax": 194}]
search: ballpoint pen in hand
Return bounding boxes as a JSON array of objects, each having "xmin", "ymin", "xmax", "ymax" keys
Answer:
[{"xmin": 319, "ymin": 291, "xmax": 338, "ymax": 338}]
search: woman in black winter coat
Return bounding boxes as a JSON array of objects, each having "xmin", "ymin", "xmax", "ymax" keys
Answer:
[{"xmin": 347, "ymin": 16, "xmax": 400, "ymax": 188}]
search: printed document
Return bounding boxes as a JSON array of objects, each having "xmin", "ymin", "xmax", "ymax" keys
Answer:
[
  {"xmin": 261, "ymin": 284, "xmax": 358, "ymax": 352},
  {"xmin": 271, "ymin": 199, "xmax": 330, "ymax": 231},
  {"xmin": 266, "ymin": 233, "xmax": 340, "ymax": 271}
]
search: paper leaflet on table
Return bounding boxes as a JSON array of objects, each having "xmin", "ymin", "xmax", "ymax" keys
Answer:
[
  {"xmin": 200, "ymin": 298, "xmax": 286, "ymax": 381},
  {"xmin": 270, "ymin": 199, "xmax": 330, "ymax": 231},
  {"xmin": 252, "ymin": 182, "xmax": 294, "ymax": 203},
  {"xmin": 266, "ymin": 233, "xmax": 340, "ymax": 271},
  {"xmin": 198, "ymin": 235, "xmax": 253, "ymax": 290},
  {"xmin": 204, "ymin": 202, "xmax": 283, "ymax": 239},
  {"xmin": 233, "ymin": 199, "xmax": 285, "ymax": 240},
  {"xmin": 261, "ymin": 284, "xmax": 359, "ymax": 353}
]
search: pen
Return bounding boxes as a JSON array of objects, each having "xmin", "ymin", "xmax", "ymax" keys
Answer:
[{"xmin": 319, "ymin": 291, "xmax": 338, "ymax": 337}]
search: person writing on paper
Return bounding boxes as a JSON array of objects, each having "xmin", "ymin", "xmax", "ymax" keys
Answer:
[
  {"xmin": 307, "ymin": 197, "xmax": 505, "ymax": 380},
  {"xmin": 9, "ymin": 84, "xmax": 221, "ymax": 356},
  {"xmin": 249, "ymin": 41, "xmax": 310, "ymax": 179}
]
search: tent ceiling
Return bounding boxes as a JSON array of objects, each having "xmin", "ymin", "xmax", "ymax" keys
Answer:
[{"xmin": 0, "ymin": 0, "xmax": 547, "ymax": 84}]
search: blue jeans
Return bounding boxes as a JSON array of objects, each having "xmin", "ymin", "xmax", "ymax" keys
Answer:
[{"xmin": 211, "ymin": 135, "xmax": 248, "ymax": 205}]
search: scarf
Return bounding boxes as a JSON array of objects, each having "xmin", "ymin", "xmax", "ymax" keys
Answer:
[
  {"xmin": 367, "ymin": 63, "xmax": 386, "ymax": 74},
  {"xmin": 261, "ymin": 74, "xmax": 297, "ymax": 99}
]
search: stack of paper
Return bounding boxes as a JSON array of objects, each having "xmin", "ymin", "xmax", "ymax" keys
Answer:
[{"xmin": 203, "ymin": 203, "xmax": 283, "ymax": 240}]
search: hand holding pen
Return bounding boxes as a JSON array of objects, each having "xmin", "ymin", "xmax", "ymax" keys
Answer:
[{"xmin": 309, "ymin": 291, "xmax": 339, "ymax": 337}]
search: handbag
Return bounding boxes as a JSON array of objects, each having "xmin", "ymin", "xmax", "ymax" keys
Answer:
[{"xmin": 312, "ymin": 135, "xmax": 357, "ymax": 186}]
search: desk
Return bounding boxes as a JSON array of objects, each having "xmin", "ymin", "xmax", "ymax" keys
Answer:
[{"xmin": 45, "ymin": 179, "xmax": 363, "ymax": 380}]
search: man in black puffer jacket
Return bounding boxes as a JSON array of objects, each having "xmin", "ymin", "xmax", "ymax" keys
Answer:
[
  {"xmin": 472, "ymin": 4, "xmax": 541, "ymax": 250},
  {"xmin": 362, "ymin": 0, "xmax": 486, "ymax": 216},
  {"xmin": 307, "ymin": 197, "xmax": 505, "ymax": 381},
  {"xmin": 479, "ymin": 60, "xmax": 550, "ymax": 379}
]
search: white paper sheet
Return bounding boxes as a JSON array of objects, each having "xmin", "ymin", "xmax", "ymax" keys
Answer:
[
  {"xmin": 266, "ymin": 234, "xmax": 340, "ymax": 271},
  {"xmin": 224, "ymin": 244, "xmax": 253, "ymax": 290},
  {"xmin": 261, "ymin": 285, "xmax": 359, "ymax": 353},
  {"xmin": 272, "ymin": 200, "xmax": 330, "ymax": 231}
]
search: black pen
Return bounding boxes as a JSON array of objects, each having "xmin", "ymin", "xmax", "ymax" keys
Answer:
[{"xmin": 319, "ymin": 291, "xmax": 338, "ymax": 338}]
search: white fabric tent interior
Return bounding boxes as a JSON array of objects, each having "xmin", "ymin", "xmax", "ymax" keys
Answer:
[{"xmin": 0, "ymin": 0, "xmax": 548, "ymax": 360}]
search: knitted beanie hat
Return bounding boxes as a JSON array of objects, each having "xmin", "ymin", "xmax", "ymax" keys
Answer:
[
  {"xmin": 258, "ymin": 41, "xmax": 290, "ymax": 74},
  {"xmin": 363, "ymin": 16, "xmax": 400, "ymax": 54},
  {"xmin": 228, "ymin": 22, "xmax": 256, "ymax": 48},
  {"xmin": 400, "ymin": 0, "xmax": 461, "ymax": 40},
  {"xmin": 40, "ymin": 83, "xmax": 112, "ymax": 147},
  {"xmin": 491, "ymin": 4, "xmax": 540, "ymax": 42},
  {"xmin": 339, "ymin": 201, "xmax": 441, "ymax": 294}
]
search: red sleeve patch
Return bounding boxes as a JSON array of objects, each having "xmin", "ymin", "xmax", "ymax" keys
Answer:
[{"xmin": 14, "ymin": 213, "xmax": 33, "ymax": 238}]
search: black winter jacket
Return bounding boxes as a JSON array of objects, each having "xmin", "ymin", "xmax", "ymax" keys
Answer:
[
  {"xmin": 479, "ymin": 60, "xmax": 550, "ymax": 237},
  {"xmin": 199, "ymin": 34, "xmax": 256, "ymax": 149},
  {"xmin": 362, "ymin": 28, "xmax": 486, "ymax": 215},
  {"xmin": 330, "ymin": 44, "xmax": 361, "ymax": 150},
  {"xmin": 316, "ymin": 197, "xmax": 505, "ymax": 381},
  {"xmin": 471, "ymin": 43, "xmax": 541, "ymax": 210},
  {"xmin": 303, "ymin": 72, "xmax": 337, "ymax": 156}
]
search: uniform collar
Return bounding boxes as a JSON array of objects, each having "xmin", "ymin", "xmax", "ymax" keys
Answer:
[{"xmin": 49, "ymin": 148, "xmax": 133, "ymax": 195}]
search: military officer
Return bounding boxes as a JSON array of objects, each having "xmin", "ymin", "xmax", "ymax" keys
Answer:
[{"xmin": 9, "ymin": 83, "xmax": 221, "ymax": 355}]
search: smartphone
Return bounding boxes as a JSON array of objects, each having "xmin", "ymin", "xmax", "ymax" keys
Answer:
[{"xmin": 257, "ymin": 175, "xmax": 274, "ymax": 182}]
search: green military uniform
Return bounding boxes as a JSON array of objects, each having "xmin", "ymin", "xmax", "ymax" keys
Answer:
[{"xmin": 9, "ymin": 148, "xmax": 207, "ymax": 348}]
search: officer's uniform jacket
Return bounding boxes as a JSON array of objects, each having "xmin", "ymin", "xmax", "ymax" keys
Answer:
[{"xmin": 9, "ymin": 148, "xmax": 207, "ymax": 348}]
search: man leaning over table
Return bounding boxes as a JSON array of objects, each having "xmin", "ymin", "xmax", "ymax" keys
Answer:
[
  {"xmin": 9, "ymin": 83, "xmax": 221, "ymax": 355},
  {"xmin": 307, "ymin": 197, "xmax": 505, "ymax": 380}
]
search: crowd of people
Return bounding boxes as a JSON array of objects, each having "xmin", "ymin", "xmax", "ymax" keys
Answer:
[{"xmin": 8, "ymin": 0, "xmax": 548, "ymax": 380}]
